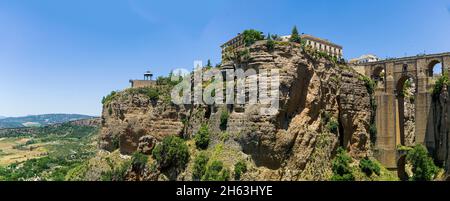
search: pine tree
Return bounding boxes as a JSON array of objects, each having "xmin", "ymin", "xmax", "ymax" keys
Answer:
[
  {"xmin": 290, "ymin": 26, "xmax": 301, "ymax": 43},
  {"xmin": 206, "ymin": 59, "xmax": 212, "ymax": 68}
]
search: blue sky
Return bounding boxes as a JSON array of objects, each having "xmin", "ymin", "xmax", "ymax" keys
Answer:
[{"xmin": 1, "ymin": 0, "xmax": 450, "ymax": 117}]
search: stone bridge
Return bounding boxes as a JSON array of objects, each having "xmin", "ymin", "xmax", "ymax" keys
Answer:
[{"xmin": 353, "ymin": 52, "xmax": 450, "ymax": 171}]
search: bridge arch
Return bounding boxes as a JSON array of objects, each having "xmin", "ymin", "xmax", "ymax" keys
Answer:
[
  {"xmin": 427, "ymin": 59, "xmax": 443, "ymax": 77},
  {"xmin": 396, "ymin": 74, "xmax": 417, "ymax": 146},
  {"xmin": 371, "ymin": 65, "xmax": 385, "ymax": 82},
  {"xmin": 354, "ymin": 52, "xmax": 450, "ymax": 169},
  {"xmin": 396, "ymin": 74, "xmax": 417, "ymax": 97}
]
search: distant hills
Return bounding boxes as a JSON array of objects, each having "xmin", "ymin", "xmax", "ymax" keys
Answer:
[{"xmin": 0, "ymin": 114, "xmax": 97, "ymax": 129}]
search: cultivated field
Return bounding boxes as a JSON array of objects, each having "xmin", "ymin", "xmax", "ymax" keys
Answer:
[{"xmin": 0, "ymin": 137, "xmax": 48, "ymax": 166}]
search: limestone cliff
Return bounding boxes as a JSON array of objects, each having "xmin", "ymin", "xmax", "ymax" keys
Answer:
[
  {"xmin": 98, "ymin": 41, "xmax": 374, "ymax": 181},
  {"xmin": 99, "ymin": 88, "xmax": 189, "ymax": 155},
  {"xmin": 221, "ymin": 42, "xmax": 372, "ymax": 180},
  {"xmin": 428, "ymin": 84, "xmax": 450, "ymax": 175}
]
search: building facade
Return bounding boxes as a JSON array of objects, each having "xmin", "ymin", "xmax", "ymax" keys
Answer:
[
  {"xmin": 221, "ymin": 32, "xmax": 343, "ymax": 60},
  {"xmin": 350, "ymin": 54, "xmax": 380, "ymax": 64},
  {"xmin": 129, "ymin": 71, "xmax": 156, "ymax": 88},
  {"xmin": 220, "ymin": 33, "xmax": 245, "ymax": 60},
  {"xmin": 281, "ymin": 34, "xmax": 343, "ymax": 59}
]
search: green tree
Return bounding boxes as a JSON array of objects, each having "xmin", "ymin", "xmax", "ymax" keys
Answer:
[
  {"xmin": 234, "ymin": 160, "xmax": 247, "ymax": 180},
  {"xmin": 326, "ymin": 118, "xmax": 339, "ymax": 135},
  {"xmin": 289, "ymin": 26, "xmax": 301, "ymax": 43},
  {"xmin": 131, "ymin": 152, "xmax": 148, "ymax": 171},
  {"xmin": 359, "ymin": 158, "xmax": 380, "ymax": 177},
  {"xmin": 266, "ymin": 37, "xmax": 275, "ymax": 51},
  {"xmin": 152, "ymin": 136, "xmax": 190, "ymax": 170},
  {"xmin": 406, "ymin": 145, "xmax": 438, "ymax": 181},
  {"xmin": 206, "ymin": 59, "xmax": 212, "ymax": 69},
  {"xmin": 331, "ymin": 147, "xmax": 355, "ymax": 181},
  {"xmin": 220, "ymin": 111, "xmax": 229, "ymax": 131},
  {"xmin": 242, "ymin": 29, "xmax": 264, "ymax": 46},
  {"xmin": 432, "ymin": 72, "xmax": 449, "ymax": 99},
  {"xmin": 195, "ymin": 124, "xmax": 210, "ymax": 150},
  {"xmin": 192, "ymin": 152, "xmax": 209, "ymax": 181},
  {"xmin": 202, "ymin": 160, "xmax": 230, "ymax": 181}
]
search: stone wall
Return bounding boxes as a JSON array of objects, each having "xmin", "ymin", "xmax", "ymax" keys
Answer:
[{"xmin": 130, "ymin": 80, "xmax": 156, "ymax": 88}]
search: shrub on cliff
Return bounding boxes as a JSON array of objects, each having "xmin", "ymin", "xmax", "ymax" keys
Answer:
[
  {"xmin": 195, "ymin": 124, "xmax": 210, "ymax": 150},
  {"xmin": 406, "ymin": 145, "xmax": 438, "ymax": 181},
  {"xmin": 360, "ymin": 75, "xmax": 375, "ymax": 95},
  {"xmin": 266, "ymin": 39, "xmax": 275, "ymax": 51},
  {"xmin": 432, "ymin": 73, "xmax": 449, "ymax": 99},
  {"xmin": 192, "ymin": 152, "xmax": 209, "ymax": 181},
  {"xmin": 242, "ymin": 29, "xmax": 264, "ymax": 46},
  {"xmin": 220, "ymin": 110, "xmax": 229, "ymax": 131},
  {"xmin": 152, "ymin": 136, "xmax": 189, "ymax": 170},
  {"xmin": 331, "ymin": 147, "xmax": 355, "ymax": 181},
  {"xmin": 359, "ymin": 158, "xmax": 380, "ymax": 177},
  {"xmin": 156, "ymin": 72, "xmax": 183, "ymax": 87},
  {"xmin": 127, "ymin": 87, "xmax": 159, "ymax": 102},
  {"xmin": 202, "ymin": 160, "xmax": 230, "ymax": 181},
  {"xmin": 102, "ymin": 91, "xmax": 117, "ymax": 105},
  {"xmin": 101, "ymin": 161, "xmax": 131, "ymax": 181},
  {"xmin": 131, "ymin": 152, "xmax": 148, "ymax": 171},
  {"xmin": 234, "ymin": 160, "xmax": 247, "ymax": 180},
  {"xmin": 326, "ymin": 118, "xmax": 339, "ymax": 135}
]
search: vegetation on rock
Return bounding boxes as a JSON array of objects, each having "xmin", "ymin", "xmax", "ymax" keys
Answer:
[
  {"xmin": 101, "ymin": 161, "xmax": 131, "ymax": 181},
  {"xmin": 202, "ymin": 160, "xmax": 230, "ymax": 181},
  {"xmin": 152, "ymin": 136, "xmax": 189, "ymax": 170},
  {"xmin": 359, "ymin": 75, "xmax": 378, "ymax": 144},
  {"xmin": 126, "ymin": 87, "xmax": 160, "ymax": 102},
  {"xmin": 326, "ymin": 118, "xmax": 339, "ymax": 135},
  {"xmin": 360, "ymin": 75, "xmax": 375, "ymax": 95},
  {"xmin": 220, "ymin": 110, "xmax": 229, "ymax": 131},
  {"xmin": 289, "ymin": 26, "xmax": 301, "ymax": 43},
  {"xmin": 195, "ymin": 124, "xmax": 210, "ymax": 150},
  {"xmin": 406, "ymin": 145, "xmax": 438, "ymax": 181},
  {"xmin": 102, "ymin": 91, "xmax": 117, "ymax": 105},
  {"xmin": 234, "ymin": 160, "xmax": 247, "ymax": 180},
  {"xmin": 331, "ymin": 147, "xmax": 355, "ymax": 181},
  {"xmin": 131, "ymin": 152, "xmax": 148, "ymax": 171},
  {"xmin": 266, "ymin": 38, "xmax": 275, "ymax": 51},
  {"xmin": 242, "ymin": 29, "xmax": 264, "ymax": 47},
  {"xmin": 359, "ymin": 158, "xmax": 381, "ymax": 177},
  {"xmin": 432, "ymin": 72, "xmax": 449, "ymax": 99},
  {"xmin": 192, "ymin": 152, "xmax": 209, "ymax": 181}
]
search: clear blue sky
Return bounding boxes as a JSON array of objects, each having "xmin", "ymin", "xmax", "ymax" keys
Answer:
[{"xmin": 1, "ymin": 0, "xmax": 450, "ymax": 117}]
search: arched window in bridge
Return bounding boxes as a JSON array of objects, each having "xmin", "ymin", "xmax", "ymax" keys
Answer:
[
  {"xmin": 428, "ymin": 60, "xmax": 443, "ymax": 78},
  {"xmin": 402, "ymin": 63, "xmax": 408, "ymax": 73}
]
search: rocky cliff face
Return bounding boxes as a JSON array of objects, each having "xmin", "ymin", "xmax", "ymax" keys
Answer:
[
  {"xmin": 99, "ymin": 91, "xmax": 189, "ymax": 155},
  {"xmin": 98, "ymin": 41, "xmax": 374, "ymax": 181},
  {"xmin": 428, "ymin": 84, "xmax": 450, "ymax": 174},
  {"xmin": 222, "ymin": 42, "xmax": 372, "ymax": 180},
  {"xmin": 403, "ymin": 79, "xmax": 416, "ymax": 146}
]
